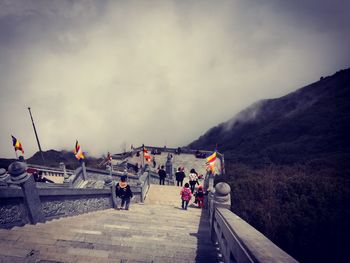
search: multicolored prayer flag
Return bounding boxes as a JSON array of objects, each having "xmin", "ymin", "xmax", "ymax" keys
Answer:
[
  {"xmin": 107, "ymin": 152, "xmax": 112, "ymax": 162},
  {"xmin": 74, "ymin": 140, "xmax": 85, "ymax": 161},
  {"xmin": 143, "ymin": 147, "xmax": 151, "ymax": 162},
  {"xmin": 11, "ymin": 135, "xmax": 24, "ymax": 154},
  {"xmin": 206, "ymin": 151, "xmax": 216, "ymax": 172}
]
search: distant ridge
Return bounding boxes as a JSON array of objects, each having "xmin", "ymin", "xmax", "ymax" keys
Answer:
[
  {"xmin": 0, "ymin": 149, "xmax": 101, "ymax": 170},
  {"xmin": 189, "ymin": 68, "xmax": 350, "ymax": 172}
]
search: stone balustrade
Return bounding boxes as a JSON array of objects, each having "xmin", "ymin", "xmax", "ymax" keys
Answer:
[
  {"xmin": 205, "ymin": 177, "xmax": 298, "ymax": 263},
  {"xmin": 0, "ymin": 161, "xmax": 152, "ymax": 229}
]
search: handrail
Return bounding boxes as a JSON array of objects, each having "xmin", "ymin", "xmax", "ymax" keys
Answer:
[{"xmin": 204, "ymin": 173, "xmax": 298, "ymax": 263}]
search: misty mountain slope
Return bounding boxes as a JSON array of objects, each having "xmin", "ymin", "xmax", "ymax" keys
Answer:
[{"xmin": 189, "ymin": 68, "xmax": 350, "ymax": 170}]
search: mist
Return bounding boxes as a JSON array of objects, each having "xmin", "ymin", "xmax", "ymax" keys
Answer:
[{"xmin": 0, "ymin": 0, "xmax": 349, "ymax": 158}]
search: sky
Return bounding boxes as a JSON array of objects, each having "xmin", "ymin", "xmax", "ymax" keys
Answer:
[{"xmin": 0, "ymin": 0, "xmax": 349, "ymax": 158}]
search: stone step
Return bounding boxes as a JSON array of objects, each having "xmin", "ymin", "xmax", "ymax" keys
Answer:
[{"xmin": 0, "ymin": 181, "xmax": 218, "ymax": 263}]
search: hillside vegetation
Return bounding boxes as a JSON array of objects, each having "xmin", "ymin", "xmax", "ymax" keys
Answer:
[{"xmin": 191, "ymin": 68, "xmax": 350, "ymax": 262}]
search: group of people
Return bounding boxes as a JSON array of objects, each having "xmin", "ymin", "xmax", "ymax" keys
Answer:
[
  {"xmin": 180, "ymin": 183, "xmax": 206, "ymax": 210},
  {"xmin": 116, "ymin": 165, "xmax": 206, "ymax": 211},
  {"xmin": 177, "ymin": 167, "xmax": 206, "ymax": 210}
]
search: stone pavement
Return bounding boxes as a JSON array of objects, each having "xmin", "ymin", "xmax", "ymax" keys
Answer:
[
  {"xmin": 0, "ymin": 184, "xmax": 219, "ymax": 263},
  {"xmin": 127, "ymin": 152, "xmax": 218, "ymax": 177}
]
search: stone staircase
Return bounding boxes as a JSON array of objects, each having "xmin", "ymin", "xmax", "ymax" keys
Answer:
[{"xmin": 0, "ymin": 185, "xmax": 219, "ymax": 263}]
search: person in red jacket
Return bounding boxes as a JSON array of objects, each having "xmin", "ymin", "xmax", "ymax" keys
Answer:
[
  {"xmin": 194, "ymin": 185, "xmax": 205, "ymax": 208},
  {"xmin": 180, "ymin": 183, "xmax": 192, "ymax": 210}
]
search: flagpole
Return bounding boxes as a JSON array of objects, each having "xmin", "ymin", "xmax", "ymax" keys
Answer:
[
  {"xmin": 142, "ymin": 144, "xmax": 144, "ymax": 168},
  {"xmin": 14, "ymin": 149, "xmax": 18, "ymax": 159},
  {"xmin": 28, "ymin": 107, "xmax": 45, "ymax": 165}
]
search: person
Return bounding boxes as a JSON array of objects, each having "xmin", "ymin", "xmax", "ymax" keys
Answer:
[
  {"xmin": 194, "ymin": 185, "xmax": 205, "ymax": 208},
  {"xmin": 152, "ymin": 157, "xmax": 156, "ymax": 168},
  {"xmin": 180, "ymin": 183, "xmax": 192, "ymax": 210},
  {"xmin": 34, "ymin": 171, "xmax": 54, "ymax": 183},
  {"xmin": 116, "ymin": 175, "xmax": 133, "ymax": 210},
  {"xmin": 175, "ymin": 167, "xmax": 185, "ymax": 187},
  {"xmin": 158, "ymin": 165, "xmax": 166, "ymax": 185},
  {"xmin": 188, "ymin": 168, "xmax": 199, "ymax": 194}
]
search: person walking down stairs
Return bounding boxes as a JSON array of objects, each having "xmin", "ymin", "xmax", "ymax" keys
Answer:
[
  {"xmin": 175, "ymin": 167, "xmax": 185, "ymax": 187},
  {"xmin": 116, "ymin": 175, "xmax": 133, "ymax": 210},
  {"xmin": 180, "ymin": 183, "xmax": 192, "ymax": 210},
  {"xmin": 189, "ymin": 168, "xmax": 199, "ymax": 193},
  {"xmin": 194, "ymin": 185, "xmax": 205, "ymax": 208}
]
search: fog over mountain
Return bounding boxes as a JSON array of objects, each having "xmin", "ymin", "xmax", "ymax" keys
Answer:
[
  {"xmin": 0, "ymin": 0, "xmax": 349, "ymax": 158},
  {"xmin": 189, "ymin": 68, "xmax": 350, "ymax": 172}
]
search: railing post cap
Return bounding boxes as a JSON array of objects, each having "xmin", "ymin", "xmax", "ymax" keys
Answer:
[
  {"xmin": 215, "ymin": 182, "xmax": 231, "ymax": 196},
  {"xmin": 0, "ymin": 168, "xmax": 6, "ymax": 176},
  {"xmin": 0, "ymin": 168, "xmax": 9, "ymax": 182},
  {"xmin": 8, "ymin": 161, "xmax": 29, "ymax": 184},
  {"xmin": 104, "ymin": 178, "xmax": 113, "ymax": 187}
]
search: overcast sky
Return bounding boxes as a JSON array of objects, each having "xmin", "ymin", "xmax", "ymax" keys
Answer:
[{"xmin": 0, "ymin": 0, "xmax": 349, "ymax": 158}]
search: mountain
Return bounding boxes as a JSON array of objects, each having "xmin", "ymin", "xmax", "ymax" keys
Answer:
[
  {"xmin": 0, "ymin": 149, "xmax": 102, "ymax": 170},
  {"xmin": 189, "ymin": 68, "xmax": 350, "ymax": 173}
]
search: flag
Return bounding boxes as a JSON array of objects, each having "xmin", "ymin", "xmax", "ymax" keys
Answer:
[
  {"xmin": 143, "ymin": 147, "xmax": 151, "ymax": 162},
  {"xmin": 74, "ymin": 140, "xmax": 85, "ymax": 161},
  {"xmin": 206, "ymin": 151, "xmax": 217, "ymax": 172},
  {"xmin": 107, "ymin": 152, "xmax": 112, "ymax": 162},
  {"xmin": 11, "ymin": 135, "xmax": 24, "ymax": 154}
]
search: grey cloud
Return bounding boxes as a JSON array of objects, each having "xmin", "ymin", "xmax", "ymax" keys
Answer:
[{"xmin": 0, "ymin": 0, "xmax": 349, "ymax": 158}]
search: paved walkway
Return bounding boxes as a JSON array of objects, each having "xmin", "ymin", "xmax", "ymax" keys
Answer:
[{"xmin": 0, "ymin": 184, "xmax": 218, "ymax": 263}]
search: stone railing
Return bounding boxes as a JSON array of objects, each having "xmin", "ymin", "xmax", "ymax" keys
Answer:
[
  {"xmin": 0, "ymin": 161, "xmax": 152, "ymax": 229},
  {"xmin": 27, "ymin": 163, "xmax": 74, "ymax": 178},
  {"xmin": 204, "ymin": 173, "xmax": 298, "ymax": 263},
  {"xmin": 137, "ymin": 171, "xmax": 151, "ymax": 202}
]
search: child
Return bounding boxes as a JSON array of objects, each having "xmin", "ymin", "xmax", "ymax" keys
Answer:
[
  {"xmin": 180, "ymin": 183, "xmax": 192, "ymax": 210},
  {"xmin": 194, "ymin": 185, "xmax": 205, "ymax": 208},
  {"xmin": 116, "ymin": 175, "xmax": 133, "ymax": 210}
]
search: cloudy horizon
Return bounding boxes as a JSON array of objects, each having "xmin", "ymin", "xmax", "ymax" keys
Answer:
[{"xmin": 1, "ymin": 0, "xmax": 349, "ymax": 158}]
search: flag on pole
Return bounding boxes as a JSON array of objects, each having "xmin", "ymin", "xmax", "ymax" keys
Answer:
[
  {"xmin": 206, "ymin": 151, "xmax": 217, "ymax": 172},
  {"xmin": 143, "ymin": 147, "xmax": 151, "ymax": 162},
  {"xmin": 11, "ymin": 135, "xmax": 24, "ymax": 154},
  {"xmin": 107, "ymin": 152, "xmax": 112, "ymax": 162},
  {"xmin": 74, "ymin": 140, "xmax": 85, "ymax": 161}
]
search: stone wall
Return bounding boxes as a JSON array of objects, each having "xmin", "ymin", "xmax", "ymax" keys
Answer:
[
  {"xmin": 0, "ymin": 161, "xmax": 152, "ymax": 229},
  {"xmin": 41, "ymin": 195, "xmax": 112, "ymax": 219},
  {"xmin": 0, "ymin": 194, "xmax": 30, "ymax": 228}
]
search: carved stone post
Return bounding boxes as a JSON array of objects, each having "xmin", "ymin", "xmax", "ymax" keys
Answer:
[
  {"xmin": 8, "ymin": 161, "xmax": 45, "ymax": 224},
  {"xmin": 0, "ymin": 168, "xmax": 9, "ymax": 186},
  {"xmin": 104, "ymin": 178, "xmax": 112, "ymax": 189},
  {"xmin": 104, "ymin": 178, "xmax": 117, "ymax": 209},
  {"xmin": 210, "ymin": 182, "xmax": 231, "ymax": 242},
  {"xmin": 60, "ymin": 162, "xmax": 69, "ymax": 183},
  {"xmin": 213, "ymin": 182, "xmax": 231, "ymax": 209},
  {"xmin": 106, "ymin": 164, "xmax": 112, "ymax": 176},
  {"xmin": 81, "ymin": 161, "xmax": 87, "ymax": 181},
  {"xmin": 165, "ymin": 153, "xmax": 173, "ymax": 179}
]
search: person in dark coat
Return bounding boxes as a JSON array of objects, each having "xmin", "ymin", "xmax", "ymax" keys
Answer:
[
  {"xmin": 188, "ymin": 168, "xmax": 199, "ymax": 194},
  {"xmin": 175, "ymin": 167, "xmax": 185, "ymax": 187},
  {"xmin": 158, "ymin": 165, "xmax": 166, "ymax": 185},
  {"xmin": 34, "ymin": 171, "xmax": 54, "ymax": 183},
  {"xmin": 116, "ymin": 175, "xmax": 133, "ymax": 210}
]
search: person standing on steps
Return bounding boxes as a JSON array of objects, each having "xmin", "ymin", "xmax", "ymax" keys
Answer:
[
  {"xmin": 188, "ymin": 168, "xmax": 199, "ymax": 194},
  {"xmin": 152, "ymin": 156, "xmax": 156, "ymax": 168},
  {"xmin": 116, "ymin": 175, "xmax": 133, "ymax": 210},
  {"xmin": 175, "ymin": 167, "xmax": 185, "ymax": 187},
  {"xmin": 180, "ymin": 183, "xmax": 192, "ymax": 210},
  {"xmin": 158, "ymin": 165, "xmax": 166, "ymax": 185}
]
